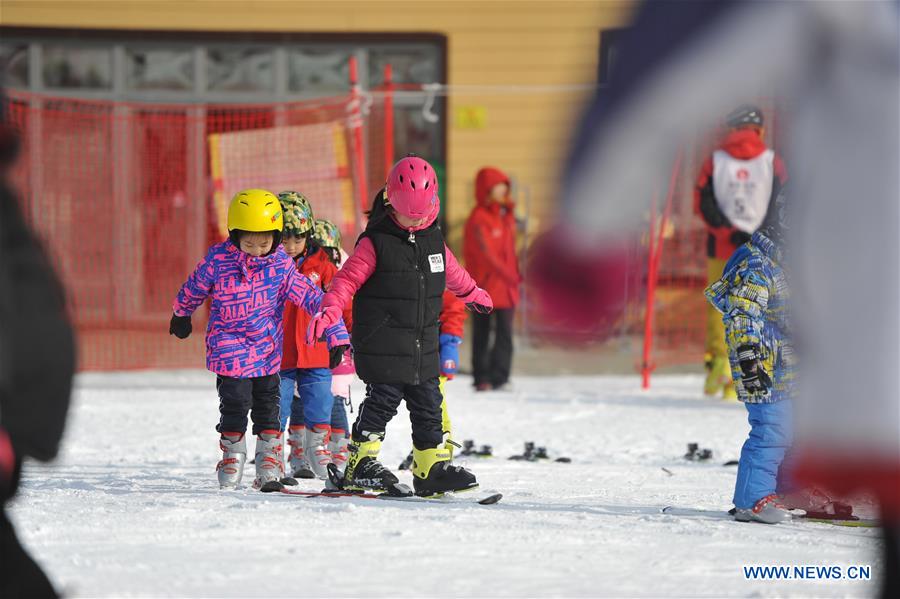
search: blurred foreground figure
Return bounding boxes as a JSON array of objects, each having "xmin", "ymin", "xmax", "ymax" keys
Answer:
[
  {"xmin": 534, "ymin": 1, "xmax": 899, "ymax": 594},
  {"xmin": 0, "ymin": 92, "xmax": 75, "ymax": 597}
]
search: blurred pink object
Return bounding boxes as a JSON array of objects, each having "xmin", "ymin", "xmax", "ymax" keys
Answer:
[{"xmin": 527, "ymin": 226, "xmax": 631, "ymax": 345}]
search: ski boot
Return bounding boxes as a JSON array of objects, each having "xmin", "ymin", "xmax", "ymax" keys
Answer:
[
  {"xmin": 216, "ymin": 432, "xmax": 246, "ymax": 489},
  {"xmin": 329, "ymin": 435, "xmax": 350, "ymax": 475},
  {"xmin": 411, "ymin": 446, "xmax": 478, "ymax": 497},
  {"xmin": 341, "ymin": 433, "xmax": 406, "ymax": 494},
  {"xmin": 398, "ymin": 450, "xmax": 414, "ymax": 471},
  {"xmin": 287, "ymin": 425, "xmax": 315, "ymax": 479},
  {"xmin": 460, "ymin": 440, "xmax": 477, "ymax": 457},
  {"xmin": 305, "ymin": 425, "xmax": 333, "ymax": 480},
  {"xmin": 734, "ymin": 494, "xmax": 791, "ymax": 524},
  {"xmin": 253, "ymin": 430, "xmax": 288, "ymax": 492},
  {"xmin": 475, "ymin": 444, "xmax": 493, "ymax": 457}
]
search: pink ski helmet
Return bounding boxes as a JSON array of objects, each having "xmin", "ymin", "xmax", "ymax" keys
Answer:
[{"xmin": 385, "ymin": 155, "xmax": 439, "ymax": 220}]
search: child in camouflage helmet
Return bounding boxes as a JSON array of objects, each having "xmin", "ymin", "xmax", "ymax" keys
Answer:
[
  {"xmin": 277, "ymin": 192, "xmax": 348, "ymax": 480},
  {"xmin": 311, "ymin": 219, "xmax": 355, "ymax": 472}
]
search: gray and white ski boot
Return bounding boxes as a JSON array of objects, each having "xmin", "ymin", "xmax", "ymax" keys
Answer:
[
  {"xmin": 287, "ymin": 425, "xmax": 315, "ymax": 479},
  {"xmin": 305, "ymin": 426, "xmax": 333, "ymax": 480},
  {"xmin": 734, "ymin": 494, "xmax": 792, "ymax": 524},
  {"xmin": 253, "ymin": 430, "xmax": 287, "ymax": 492},
  {"xmin": 216, "ymin": 432, "xmax": 247, "ymax": 489},
  {"xmin": 329, "ymin": 435, "xmax": 350, "ymax": 475}
]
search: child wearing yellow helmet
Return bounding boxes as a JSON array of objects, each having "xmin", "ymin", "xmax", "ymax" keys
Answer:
[{"xmin": 170, "ymin": 189, "xmax": 350, "ymax": 493}]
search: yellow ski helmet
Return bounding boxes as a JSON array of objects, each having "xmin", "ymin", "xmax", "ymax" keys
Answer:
[{"xmin": 227, "ymin": 188, "xmax": 283, "ymax": 248}]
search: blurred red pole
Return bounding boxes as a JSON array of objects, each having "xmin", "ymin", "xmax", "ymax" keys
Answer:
[
  {"xmin": 383, "ymin": 63, "xmax": 394, "ymax": 178},
  {"xmin": 641, "ymin": 191, "xmax": 658, "ymax": 389},
  {"xmin": 641, "ymin": 150, "xmax": 683, "ymax": 389},
  {"xmin": 348, "ymin": 56, "xmax": 368, "ymax": 214}
]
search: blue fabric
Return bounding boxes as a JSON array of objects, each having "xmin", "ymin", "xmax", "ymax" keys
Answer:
[
  {"xmin": 330, "ymin": 395, "xmax": 349, "ymax": 433},
  {"xmin": 705, "ymin": 232, "xmax": 794, "ymax": 403},
  {"xmin": 733, "ymin": 400, "xmax": 793, "ymax": 509},
  {"xmin": 439, "ymin": 333, "xmax": 461, "ymax": 375},
  {"xmin": 278, "ymin": 368, "xmax": 334, "ymax": 429}
]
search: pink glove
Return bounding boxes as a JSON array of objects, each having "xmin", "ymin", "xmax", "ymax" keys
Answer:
[
  {"xmin": 331, "ymin": 348, "xmax": 355, "ymax": 376},
  {"xmin": 459, "ymin": 286, "xmax": 493, "ymax": 314},
  {"xmin": 306, "ymin": 306, "xmax": 342, "ymax": 345}
]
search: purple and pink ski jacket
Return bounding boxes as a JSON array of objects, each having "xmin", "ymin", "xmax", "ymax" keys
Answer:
[{"xmin": 173, "ymin": 241, "xmax": 348, "ymax": 378}]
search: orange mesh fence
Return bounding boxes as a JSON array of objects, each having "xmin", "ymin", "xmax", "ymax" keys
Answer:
[{"xmin": 6, "ymin": 92, "xmax": 360, "ymax": 371}]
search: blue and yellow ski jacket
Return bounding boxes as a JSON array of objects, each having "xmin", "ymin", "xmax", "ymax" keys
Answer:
[{"xmin": 705, "ymin": 231, "xmax": 794, "ymax": 403}]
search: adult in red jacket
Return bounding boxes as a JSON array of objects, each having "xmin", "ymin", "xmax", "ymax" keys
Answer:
[
  {"xmin": 464, "ymin": 167, "xmax": 521, "ymax": 391},
  {"xmin": 694, "ymin": 105, "xmax": 787, "ymax": 400}
]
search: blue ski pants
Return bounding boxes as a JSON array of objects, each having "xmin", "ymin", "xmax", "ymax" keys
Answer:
[
  {"xmin": 279, "ymin": 368, "xmax": 334, "ymax": 430},
  {"xmin": 733, "ymin": 399, "xmax": 793, "ymax": 509}
]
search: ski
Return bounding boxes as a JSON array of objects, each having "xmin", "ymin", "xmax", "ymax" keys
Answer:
[
  {"xmin": 278, "ymin": 487, "xmax": 503, "ymax": 505},
  {"xmin": 660, "ymin": 506, "xmax": 879, "ymax": 527}
]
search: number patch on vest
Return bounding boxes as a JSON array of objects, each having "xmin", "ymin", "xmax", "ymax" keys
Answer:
[{"xmin": 428, "ymin": 253, "xmax": 445, "ymax": 273}]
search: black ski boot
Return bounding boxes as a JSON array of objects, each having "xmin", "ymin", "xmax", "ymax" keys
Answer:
[{"xmin": 411, "ymin": 447, "xmax": 478, "ymax": 496}]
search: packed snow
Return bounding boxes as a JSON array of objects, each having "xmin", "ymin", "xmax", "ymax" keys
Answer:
[{"xmin": 8, "ymin": 371, "xmax": 881, "ymax": 597}]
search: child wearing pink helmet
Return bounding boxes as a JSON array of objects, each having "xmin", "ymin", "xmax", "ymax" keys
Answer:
[{"xmin": 308, "ymin": 155, "xmax": 492, "ymax": 496}]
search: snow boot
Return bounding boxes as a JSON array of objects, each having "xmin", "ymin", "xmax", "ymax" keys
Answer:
[
  {"xmin": 216, "ymin": 432, "xmax": 246, "ymax": 489},
  {"xmin": 734, "ymin": 494, "xmax": 792, "ymax": 524},
  {"xmin": 411, "ymin": 446, "xmax": 478, "ymax": 497},
  {"xmin": 329, "ymin": 435, "xmax": 350, "ymax": 474},
  {"xmin": 305, "ymin": 425, "xmax": 332, "ymax": 480},
  {"xmin": 342, "ymin": 433, "xmax": 401, "ymax": 492},
  {"xmin": 253, "ymin": 430, "xmax": 286, "ymax": 492},
  {"xmin": 287, "ymin": 425, "xmax": 315, "ymax": 479}
]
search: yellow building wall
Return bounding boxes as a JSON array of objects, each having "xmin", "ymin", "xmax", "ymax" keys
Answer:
[{"xmin": 1, "ymin": 0, "xmax": 635, "ymax": 250}]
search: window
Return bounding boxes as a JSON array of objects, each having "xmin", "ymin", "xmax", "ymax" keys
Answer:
[
  {"xmin": 43, "ymin": 46, "xmax": 113, "ymax": 89},
  {"xmin": 368, "ymin": 46, "xmax": 440, "ymax": 86},
  {"xmin": 206, "ymin": 47, "xmax": 274, "ymax": 93},
  {"xmin": 126, "ymin": 47, "xmax": 194, "ymax": 91},
  {"xmin": 287, "ymin": 47, "xmax": 351, "ymax": 95},
  {"xmin": 0, "ymin": 43, "xmax": 29, "ymax": 88}
]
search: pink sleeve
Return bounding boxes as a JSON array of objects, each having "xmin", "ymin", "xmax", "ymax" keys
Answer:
[
  {"xmin": 321, "ymin": 237, "xmax": 376, "ymax": 311},
  {"xmin": 444, "ymin": 244, "xmax": 478, "ymax": 297}
]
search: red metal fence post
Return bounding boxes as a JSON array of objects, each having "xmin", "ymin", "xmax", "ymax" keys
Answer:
[
  {"xmin": 383, "ymin": 63, "xmax": 394, "ymax": 179},
  {"xmin": 348, "ymin": 56, "xmax": 368, "ymax": 215}
]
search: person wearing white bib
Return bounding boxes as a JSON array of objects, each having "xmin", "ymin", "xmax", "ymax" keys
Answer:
[{"xmin": 694, "ymin": 105, "xmax": 787, "ymax": 400}]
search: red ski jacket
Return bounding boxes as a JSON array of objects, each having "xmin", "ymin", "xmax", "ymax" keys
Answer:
[
  {"xmin": 463, "ymin": 167, "xmax": 521, "ymax": 309},
  {"xmin": 281, "ymin": 246, "xmax": 347, "ymax": 370},
  {"xmin": 440, "ymin": 289, "xmax": 467, "ymax": 338}
]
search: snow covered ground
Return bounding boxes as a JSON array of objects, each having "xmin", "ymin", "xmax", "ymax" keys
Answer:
[{"xmin": 8, "ymin": 371, "xmax": 881, "ymax": 597}]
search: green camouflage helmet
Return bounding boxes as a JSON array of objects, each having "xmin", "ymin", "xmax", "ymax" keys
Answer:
[
  {"xmin": 277, "ymin": 191, "xmax": 315, "ymax": 235},
  {"xmin": 313, "ymin": 219, "xmax": 342, "ymax": 250}
]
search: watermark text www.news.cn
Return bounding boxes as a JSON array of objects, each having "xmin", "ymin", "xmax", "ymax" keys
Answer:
[{"xmin": 743, "ymin": 565, "xmax": 871, "ymax": 581}]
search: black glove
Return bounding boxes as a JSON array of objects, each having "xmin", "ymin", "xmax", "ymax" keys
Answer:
[
  {"xmin": 736, "ymin": 344, "xmax": 772, "ymax": 396},
  {"xmin": 169, "ymin": 314, "xmax": 192, "ymax": 339},
  {"xmin": 329, "ymin": 344, "xmax": 350, "ymax": 370},
  {"xmin": 466, "ymin": 302, "xmax": 492, "ymax": 314}
]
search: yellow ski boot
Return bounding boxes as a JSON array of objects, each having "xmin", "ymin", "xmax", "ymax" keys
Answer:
[
  {"xmin": 342, "ymin": 433, "xmax": 399, "ymax": 492},
  {"xmin": 411, "ymin": 446, "xmax": 478, "ymax": 497}
]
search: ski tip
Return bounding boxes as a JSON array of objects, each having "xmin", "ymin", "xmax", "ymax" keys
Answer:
[{"xmin": 478, "ymin": 493, "xmax": 503, "ymax": 505}]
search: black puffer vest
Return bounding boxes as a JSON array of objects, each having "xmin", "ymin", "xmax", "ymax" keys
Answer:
[{"xmin": 352, "ymin": 211, "xmax": 446, "ymax": 385}]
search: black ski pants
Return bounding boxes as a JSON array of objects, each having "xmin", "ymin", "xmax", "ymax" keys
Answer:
[
  {"xmin": 471, "ymin": 308, "xmax": 515, "ymax": 388},
  {"xmin": 0, "ymin": 508, "xmax": 57, "ymax": 598},
  {"xmin": 216, "ymin": 374, "xmax": 281, "ymax": 435},
  {"xmin": 353, "ymin": 377, "xmax": 443, "ymax": 449}
]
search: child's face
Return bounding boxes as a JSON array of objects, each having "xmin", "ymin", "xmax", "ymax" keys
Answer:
[
  {"xmin": 239, "ymin": 232, "xmax": 274, "ymax": 257},
  {"xmin": 393, "ymin": 210, "xmax": 427, "ymax": 230},
  {"xmin": 282, "ymin": 234, "xmax": 307, "ymax": 258},
  {"xmin": 490, "ymin": 182, "xmax": 509, "ymax": 202}
]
